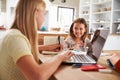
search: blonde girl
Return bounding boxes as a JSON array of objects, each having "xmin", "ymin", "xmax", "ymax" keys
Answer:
[{"xmin": 0, "ymin": 0, "xmax": 73, "ymax": 80}]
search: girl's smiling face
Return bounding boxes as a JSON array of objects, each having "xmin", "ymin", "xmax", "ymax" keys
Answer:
[{"xmin": 72, "ymin": 23, "xmax": 86, "ymax": 39}]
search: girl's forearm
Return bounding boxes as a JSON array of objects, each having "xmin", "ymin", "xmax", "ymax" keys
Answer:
[{"xmin": 38, "ymin": 45, "xmax": 51, "ymax": 51}]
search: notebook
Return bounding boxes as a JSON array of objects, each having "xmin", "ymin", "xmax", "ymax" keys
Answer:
[{"xmin": 63, "ymin": 29, "xmax": 109, "ymax": 64}]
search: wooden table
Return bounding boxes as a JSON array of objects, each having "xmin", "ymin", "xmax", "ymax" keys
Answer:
[{"xmin": 39, "ymin": 50, "xmax": 120, "ymax": 80}]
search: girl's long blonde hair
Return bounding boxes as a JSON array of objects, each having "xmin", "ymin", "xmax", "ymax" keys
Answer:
[{"xmin": 10, "ymin": 0, "xmax": 46, "ymax": 63}]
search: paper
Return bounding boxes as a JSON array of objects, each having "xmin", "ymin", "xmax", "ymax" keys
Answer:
[
  {"xmin": 42, "ymin": 51, "xmax": 58, "ymax": 55},
  {"xmin": 71, "ymin": 49, "xmax": 87, "ymax": 55}
]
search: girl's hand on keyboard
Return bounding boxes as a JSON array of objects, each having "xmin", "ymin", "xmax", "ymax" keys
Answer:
[{"xmin": 59, "ymin": 50, "xmax": 74, "ymax": 61}]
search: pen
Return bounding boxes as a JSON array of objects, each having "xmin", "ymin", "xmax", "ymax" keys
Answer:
[
  {"xmin": 58, "ymin": 35, "xmax": 60, "ymax": 45},
  {"xmin": 58, "ymin": 35, "xmax": 60, "ymax": 50},
  {"xmin": 107, "ymin": 59, "xmax": 115, "ymax": 69},
  {"xmin": 72, "ymin": 63, "xmax": 82, "ymax": 68}
]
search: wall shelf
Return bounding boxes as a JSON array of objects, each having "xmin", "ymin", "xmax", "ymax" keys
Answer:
[
  {"xmin": 92, "ymin": 11, "xmax": 111, "ymax": 14},
  {"xmin": 79, "ymin": 0, "xmax": 120, "ymax": 34},
  {"xmin": 80, "ymin": 4, "xmax": 90, "ymax": 7},
  {"xmin": 113, "ymin": 10, "xmax": 120, "ymax": 12},
  {"xmin": 92, "ymin": 0, "xmax": 111, "ymax": 5},
  {"xmin": 92, "ymin": 22, "xmax": 110, "ymax": 24},
  {"xmin": 113, "ymin": 21, "xmax": 120, "ymax": 24}
]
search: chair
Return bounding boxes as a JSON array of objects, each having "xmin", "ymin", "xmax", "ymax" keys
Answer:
[{"xmin": 44, "ymin": 36, "xmax": 64, "ymax": 45}]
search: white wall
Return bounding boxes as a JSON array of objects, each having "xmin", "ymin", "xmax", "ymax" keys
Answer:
[
  {"xmin": 44, "ymin": 0, "xmax": 79, "ymax": 31},
  {"xmin": 48, "ymin": 0, "xmax": 79, "ymax": 18},
  {"xmin": 103, "ymin": 35, "xmax": 120, "ymax": 50},
  {"xmin": 6, "ymin": 0, "xmax": 18, "ymax": 28},
  {"xmin": 4, "ymin": 0, "xmax": 79, "ymax": 30},
  {"xmin": 0, "ymin": 0, "xmax": 6, "ymax": 27}
]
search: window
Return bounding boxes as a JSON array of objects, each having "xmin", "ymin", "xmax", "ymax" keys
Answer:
[{"xmin": 57, "ymin": 6, "xmax": 74, "ymax": 28}]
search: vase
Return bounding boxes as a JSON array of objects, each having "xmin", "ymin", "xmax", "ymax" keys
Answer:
[{"xmin": 117, "ymin": 24, "xmax": 120, "ymax": 32}]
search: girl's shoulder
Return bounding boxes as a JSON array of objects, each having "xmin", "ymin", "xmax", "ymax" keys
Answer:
[
  {"xmin": 3, "ymin": 29, "xmax": 29, "ymax": 45},
  {"xmin": 65, "ymin": 36, "xmax": 74, "ymax": 41},
  {"xmin": 65, "ymin": 36, "xmax": 76, "ymax": 43}
]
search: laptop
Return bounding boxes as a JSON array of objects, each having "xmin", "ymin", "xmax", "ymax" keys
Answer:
[{"xmin": 64, "ymin": 29, "xmax": 109, "ymax": 64}]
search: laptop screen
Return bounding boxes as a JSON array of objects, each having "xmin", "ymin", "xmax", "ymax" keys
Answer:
[{"xmin": 87, "ymin": 29, "xmax": 109, "ymax": 61}]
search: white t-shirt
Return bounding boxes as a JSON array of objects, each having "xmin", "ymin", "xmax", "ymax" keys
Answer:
[{"xmin": 64, "ymin": 36, "xmax": 90, "ymax": 51}]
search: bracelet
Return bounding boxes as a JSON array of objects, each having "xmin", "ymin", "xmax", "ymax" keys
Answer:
[{"xmin": 107, "ymin": 59, "xmax": 115, "ymax": 69}]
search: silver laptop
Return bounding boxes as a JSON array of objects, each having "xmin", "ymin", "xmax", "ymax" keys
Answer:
[{"xmin": 64, "ymin": 29, "xmax": 109, "ymax": 64}]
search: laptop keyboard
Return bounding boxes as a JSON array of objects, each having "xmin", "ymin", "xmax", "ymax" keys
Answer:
[{"xmin": 71, "ymin": 55, "xmax": 95, "ymax": 63}]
